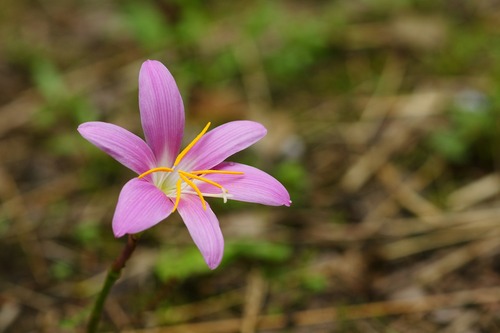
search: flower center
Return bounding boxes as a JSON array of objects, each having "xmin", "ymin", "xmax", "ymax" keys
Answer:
[{"xmin": 137, "ymin": 122, "xmax": 244, "ymax": 212}]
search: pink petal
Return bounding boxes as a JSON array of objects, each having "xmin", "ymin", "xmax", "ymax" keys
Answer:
[
  {"xmin": 198, "ymin": 162, "xmax": 291, "ymax": 206},
  {"xmin": 78, "ymin": 121, "xmax": 156, "ymax": 174},
  {"xmin": 176, "ymin": 195, "xmax": 224, "ymax": 269},
  {"xmin": 139, "ymin": 60, "xmax": 185, "ymax": 166},
  {"xmin": 112, "ymin": 178, "xmax": 173, "ymax": 237},
  {"xmin": 179, "ymin": 121, "xmax": 267, "ymax": 171}
]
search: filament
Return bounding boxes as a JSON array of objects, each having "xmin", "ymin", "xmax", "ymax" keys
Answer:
[
  {"xmin": 138, "ymin": 167, "xmax": 173, "ymax": 179},
  {"xmin": 174, "ymin": 122, "xmax": 211, "ymax": 167},
  {"xmin": 172, "ymin": 179, "xmax": 183, "ymax": 213},
  {"xmin": 179, "ymin": 173, "xmax": 206, "ymax": 210}
]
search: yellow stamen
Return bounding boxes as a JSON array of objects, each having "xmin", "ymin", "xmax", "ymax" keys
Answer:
[
  {"xmin": 179, "ymin": 170, "xmax": 224, "ymax": 190},
  {"xmin": 138, "ymin": 167, "xmax": 173, "ymax": 179},
  {"xmin": 172, "ymin": 179, "xmax": 182, "ymax": 213},
  {"xmin": 174, "ymin": 122, "xmax": 211, "ymax": 167},
  {"xmin": 179, "ymin": 173, "xmax": 207, "ymax": 210},
  {"xmin": 191, "ymin": 169, "xmax": 244, "ymax": 175},
  {"xmin": 136, "ymin": 123, "xmax": 247, "ymax": 210}
]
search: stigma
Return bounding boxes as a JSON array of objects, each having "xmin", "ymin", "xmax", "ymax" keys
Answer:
[{"xmin": 137, "ymin": 122, "xmax": 244, "ymax": 212}]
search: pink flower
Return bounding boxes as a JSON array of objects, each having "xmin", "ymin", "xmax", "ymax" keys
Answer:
[{"xmin": 78, "ymin": 60, "xmax": 291, "ymax": 269}]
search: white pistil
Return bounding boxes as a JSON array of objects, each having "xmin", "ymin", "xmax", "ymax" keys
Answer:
[{"xmin": 183, "ymin": 190, "xmax": 233, "ymax": 201}]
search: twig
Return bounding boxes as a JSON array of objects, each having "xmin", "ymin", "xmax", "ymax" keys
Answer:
[
  {"xmin": 118, "ymin": 287, "xmax": 500, "ymax": 333},
  {"xmin": 241, "ymin": 269, "xmax": 267, "ymax": 333},
  {"xmin": 448, "ymin": 173, "xmax": 500, "ymax": 211},
  {"xmin": 416, "ymin": 237, "xmax": 500, "ymax": 285},
  {"xmin": 376, "ymin": 163, "xmax": 442, "ymax": 219},
  {"xmin": 378, "ymin": 228, "xmax": 500, "ymax": 260},
  {"xmin": 0, "ymin": 167, "xmax": 48, "ymax": 283},
  {"xmin": 364, "ymin": 156, "xmax": 444, "ymax": 221},
  {"xmin": 340, "ymin": 90, "xmax": 447, "ymax": 192}
]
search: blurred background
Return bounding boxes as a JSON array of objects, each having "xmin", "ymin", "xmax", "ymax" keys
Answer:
[{"xmin": 1, "ymin": 0, "xmax": 499, "ymax": 332}]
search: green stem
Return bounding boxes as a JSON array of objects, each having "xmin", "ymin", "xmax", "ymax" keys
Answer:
[{"xmin": 87, "ymin": 234, "xmax": 138, "ymax": 333}]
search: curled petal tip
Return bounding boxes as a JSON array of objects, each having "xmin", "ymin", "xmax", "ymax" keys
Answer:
[
  {"xmin": 208, "ymin": 262, "xmax": 221, "ymax": 270},
  {"xmin": 113, "ymin": 230, "xmax": 126, "ymax": 238},
  {"xmin": 197, "ymin": 162, "xmax": 291, "ymax": 207}
]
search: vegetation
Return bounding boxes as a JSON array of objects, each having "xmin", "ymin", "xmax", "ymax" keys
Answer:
[{"xmin": 0, "ymin": 1, "xmax": 499, "ymax": 332}]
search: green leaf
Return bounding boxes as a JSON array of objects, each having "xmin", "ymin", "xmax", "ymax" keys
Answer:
[
  {"xmin": 122, "ymin": 1, "xmax": 170, "ymax": 50},
  {"xmin": 51, "ymin": 261, "xmax": 73, "ymax": 280},
  {"xmin": 223, "ymin": 241, "xmax": 292, "ymax": 263},
  {"xmin": 31, "ymin": 59, "xmax": 66, "ymax": 100},
  {"xmin": 154, "ymin": 247, "xmax": 208, "ymax": 281},
  {"xmin": 429, "ymin": 130, "xmax": 466, "ymax": 162}
]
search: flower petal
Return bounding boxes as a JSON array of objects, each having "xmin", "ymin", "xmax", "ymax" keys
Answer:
[
  {"xmin": 139, "ymin": 60, "xmax": 185, "ymax": 166},
  {"xmin": 198, "ymin": 162, "xmax": 291, "ymax": 206},
  {"xmin": 112, "ymin": 178, "xmax": 173, "ymax": 237},
  {"xmin": 176, "ymin": 195, "xmax": 224, "ymax": 269},
  {"xmin": 179, "ymin": 121, "xmax": 267, "ymax": 171},
  {"xmin": 78, "ymin": 121, "xmax": 156, "ymax": 174}
]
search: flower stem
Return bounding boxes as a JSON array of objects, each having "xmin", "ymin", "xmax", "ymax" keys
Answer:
[{"xmin": 87, "ymin": 234, "xmax": 138, "ymax": 333}]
